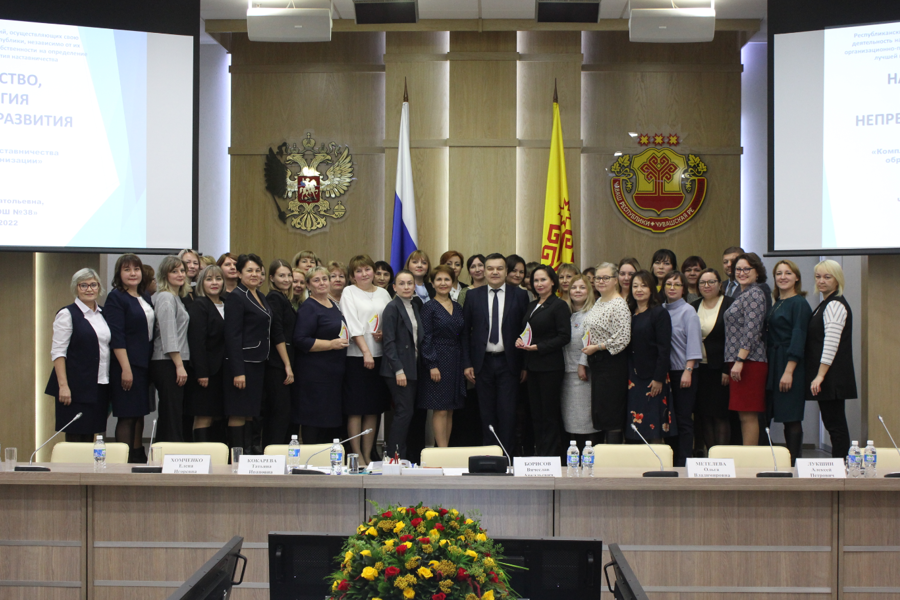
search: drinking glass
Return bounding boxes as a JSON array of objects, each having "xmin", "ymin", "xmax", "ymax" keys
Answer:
[
  {"xmin": 230, "ymin": 447, "xmax": 243, "ymax": 473},
  {"xmin": 4, "ymin": 447, "xmax": 17, "ymax": 471}
]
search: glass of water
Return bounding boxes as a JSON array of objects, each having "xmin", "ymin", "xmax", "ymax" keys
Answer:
[
  {"xmin": 4, "ymin": 447, "xmax": 17, "ymax": 471},
  {"xmin": 230, "ymin": 447, "xmax": 242, "ymax": 473}
]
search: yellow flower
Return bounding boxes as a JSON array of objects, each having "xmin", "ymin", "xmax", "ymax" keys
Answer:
[
  {"xmin": 425, "ymin": 510, "xmax": 438, "ymax": 520},
  {"xmin": 483, "ymin": 558, "xmax": 496, "ymax": 568},
  {"xmin": 429, "ymin": 529, "xmax": 440, "ymax": 538},
  {"xmin": 404, "ymin": 541, "xmax": 414, "ymax": 549},
  {"xmin": 374, "ymin": 598, "xmax": 383, "ymax": 600},
  {"xmin": 361, "ymin": 550, "xmax": 372, "ymax": 557},
  {"xmin": 357, "ymin": 524, "xmax": 366, "ymax": 534},
  {"xmin": 439, "ymin": 539, "xmax": 449, "ymax": 546},
  {"xmin": 394, "ymin": 521, "xmax": 406, "ymax": 534},
  {"xmin": 398, "ymin": 507, "xmax": 407, "ymax": 514},
  {"xmin": 375, "ymin": 562, "xmax": 384, "ymax": 570},
  {"xmin": 475, "ymin": 533, "xmax": 487, "ymax": 542},
  {"xmin": 440, "ymin": 579, "xmax": 454, "ymax": 592},
  {"xmin": 366, "ymin": 527, "xmax": 378, "ymax": 537},
  {"xmin": 457, "ymin": 535, "xmax": 465, "ymax": 541},
  {"xmin": 482, "ymin": 591, "xmax": 495, "ymax": 600},
  {"xmin": 403, "ymin": 588, "xmax": 415, "ymax": 599},
  {"xmin": 465, "ymin": 519, "xmax": 474, "ymax": 525},
  {"xmin": 417, "ymin": 567, "xmax": 433, "ymax": 579},
  {"xmin": 384, "ymin": 539, "xmax": 396, "ymax": 548},
  {"xmin": 429, "ymin": 560, "xmax": 440, "ymax": 567},
  {"xmin": 361, "ymin": 567, "xmax": 378, "ymax": 581},
  {"xmin": 465, "ymin": 550, "xmax": 477, "ymax": 558},
  {"xmin": 343, "ymin": 551, "xmax": 354, "ymax": 564},
  {"xmin": 332, "ymin": 581, "xmax": 339, "ymax": 591},
  {"xmin": 421, "ymin": 544, "xmax": 433, "ymax": 553},
  {"xmin": 450, "ymin": 509, "xmax": 459, "ymax": 517},
  {"xmin": 466, "ymin": 594, "xmax": 478, "ymax": 600}
]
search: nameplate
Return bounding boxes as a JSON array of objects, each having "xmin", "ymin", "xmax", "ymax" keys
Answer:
[
  {"xmin": 162, "ymin": 455, "xmax": 211, "ymax": 474},
  {"xmin": 686, "ymin": 458, "xmax": 736, "ymax": 478},
  {"xmin": 514, "ymin": 456, "xmax": 561, "ymax": 478},
  {"xmin": 796, "ymin": 458, "xmax": 846, "ymax": 479},
  {"xmin": 238, "ymin": 455, "xmax": 286, "ymax": 475}
]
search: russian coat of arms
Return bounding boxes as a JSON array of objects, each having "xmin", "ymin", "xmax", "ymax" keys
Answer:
[
  {"xmin": 264, "ymin": 132, "xmax": 355, "ymax": 233},
  {"xmin": 609, "ymin": 133, "xmax": 708, "ymax": 233}
]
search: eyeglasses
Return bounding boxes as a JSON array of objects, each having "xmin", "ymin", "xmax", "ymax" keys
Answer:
[
  {"xmin": 595, "ymin": 276, "xmax": 615, "ymax": 282},
  {"xmin": 699, "ymin": 280, "xmax": 719, "ymax": 287},
  {"xmin": 664, "ymin": 282, "xmax": 683, "ymax": 289},
  {"xmin": 734, "ymin": 267, "xmax": 754, "ymax": 274},
  {"xmin": 77, "ymin": 282, "xmax": 100, "ymax": 291}
]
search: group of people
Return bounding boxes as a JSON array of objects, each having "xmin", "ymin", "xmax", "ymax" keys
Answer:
[{"xmin": 48, "ymin": 245, "xmax": 856, "ymax": 467}]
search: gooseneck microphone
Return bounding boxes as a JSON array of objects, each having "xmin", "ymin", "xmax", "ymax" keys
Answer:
[
  {"xmin": 757, "ymin": 427, "xmax": 793, "ymax": 478},
  {"xmin": 488, "ymin": 424, "xmax": 513, "ymax": 473},
  {"xmin": 878, "ymin": 416, "xmax": 900, "ymax": 478},
  {"xmin": 291, "ymin": 429, "xmax": 373, "ymax": 475},
  {"xmin": 15, "ymin": 412, "xmax": 83, "ymax": 472},
  {"xmin": 132, "ymin": 419, "xmax": 160, "ymax": 473},
  {"xmin": 631, "ymin": 424, "xmax": 678, "ymax": 477}
]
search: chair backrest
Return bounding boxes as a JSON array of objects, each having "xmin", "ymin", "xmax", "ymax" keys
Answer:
[
  {"xmin": 876, "ymin": 448, "xmax": 900, "ymax": 473},
  {"xmin": 708, "ymin": 445, "xmax": 791, "ymax": 469},
  {"xmin": 419, "ymin": 446, "xmax": 503, "ymax": 468},
  {"xmin": 264, "ymin": 444, "xmax": 334, "ymax": 467},
  {"xmin": 50, "ymin": 442, "xmax": 130, "ymax": 464},
  {"xmin": 594, "ymin": 444, "xmax": 674, "ymax": 469},
  {"xmin": 150, "ymin": 442, "xmax": 229, "ymax": 466}
]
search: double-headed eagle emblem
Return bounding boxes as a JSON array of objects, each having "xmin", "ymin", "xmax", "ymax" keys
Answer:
[{"xmin": 264, "ymin": 132, "xmax": 355, "ymax": 233}]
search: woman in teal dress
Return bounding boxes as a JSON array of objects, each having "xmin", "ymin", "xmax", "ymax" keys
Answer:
[{"xmin": 766, "ymin": 260, "xmax": 812, "ymax": 465}]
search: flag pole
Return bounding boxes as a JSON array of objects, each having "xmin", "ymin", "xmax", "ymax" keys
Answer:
[
  {"xmin": 553, "ymin": 78, "xmax": 558, "ymax": 103},
  {"xmin": 404, "ymin": 77, "xmax": 408, "ymax": 103}
]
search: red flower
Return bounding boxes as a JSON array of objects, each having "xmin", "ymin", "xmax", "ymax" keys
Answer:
[
  {"xmin": 396, "ymin": 545, "xmax": 408, "ymax": 556},
  {"xmin": 400, "ymin": 535, "xmax": 414, "ymax": 542},
  {"xmin": 409, "ymin": 506, "xmax": 417, "ymax": 513},
  {"xmin": 411, "ymin": 518, "xmax": 423, "ymax": 527},
  {"xmin": 438, "ymin": 508, "xmax": 449, "ymax": 516},
  {"xmin": 337, "ymin": 579, "xmax": 350, "ymax": 591},
  {"xmin": 418, "ymin": 537, "xmax": 431, "ymax": 544},
  {"xmin": 485, "ymin": 552, "xmax": 491, "ymax": 557},
  {"xmin": 382, "ymin": 511, "xmax": 393, "ymax": 518},
  {"xmin": 434, "ymin": 523, "xmax": 445, "ymax": 531},
  {"xmin": 432, "ymin": 594, "xmax": 447, "ymax": 600},
  {"xmin": 456, "ymin": 568, "xmax": 468, "ymax": 581},
  {"xmin": 489, "ymin": 571, "xmax": 499, "ymax": 583},
  {"xmin": 385, "ymin": 567, "xmax": 401, "ymax": 578}
]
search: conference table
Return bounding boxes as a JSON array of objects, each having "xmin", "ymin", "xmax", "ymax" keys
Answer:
[{"xmin": 1, "ymin": 465, "xmax": 898, "ymax": 600}]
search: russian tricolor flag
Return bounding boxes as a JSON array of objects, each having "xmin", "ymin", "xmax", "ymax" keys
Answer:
[{"xmin": 389, "ymin": 100, "xmax": 417, "ymax": 274}]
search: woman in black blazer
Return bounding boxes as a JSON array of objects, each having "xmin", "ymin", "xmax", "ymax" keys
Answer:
[
  {"xmin": 105, "ymin": 254, "xmax": 155, "ymax": 461},
  {"xmin": 223, "ymin": 253, "xmax": 272, "ymax": 452},
  {"xmin": 691, "ymin": 268, "xmax": 736, "ymax": 450},
  {"xmin": 516, "ymin": 265, "xmax": 571, "ymax": 457},
  {"xmin": 380, "ymin": 270, "xmax": 424, "ymax": 460},
  {"xmin": 187, "ymin": 265, "xmax": 226, "ymax": 442},
  {"xmin": 263, "ymin": 258, "xmax": 297, "ymax": 449}
]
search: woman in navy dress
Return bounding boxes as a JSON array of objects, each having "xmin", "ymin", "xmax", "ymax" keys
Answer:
[
  {"xmin": 105, "ymin": 254, "xmax": 155, "ymax": 462},
  {"xmin": 418, "ymin": 265, "xmax": 466, "ymax": 447},
  {"xmin": 292, "ymin": 266, "xmax": 350, "ymax": 444}
]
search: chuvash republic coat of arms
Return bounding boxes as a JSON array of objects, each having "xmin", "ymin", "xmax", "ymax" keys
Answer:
[
  {"xmin": 264, "ymin": 132, "xmax": 355, "ymax": 233},
  {"xmin": 608, "ymin": 132, "xmax": 708, "ymax": 233}
]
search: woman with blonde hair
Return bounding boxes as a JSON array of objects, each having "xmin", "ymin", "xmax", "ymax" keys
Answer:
[
  {"xmin": 406, "ymin": 249, "xmax": 434, "ymax": 305},
  {"xmin": 292, "ymin": 250, "xmax": 320, "ymax": 272},
  {"xmin": 561, "ymin": 274, "xmax": 600, "ymax": 447},
  {"xmin": 178, "ymin": 249, "xmax": 201, "ymax": 307},
  {"xmin": 150, "ymin": 255, "xmax": 192, "ymax": 441},
  {"xmin": 805, "ymin": 259, "xmax": 856, "ymax": 459},
  {"xmin": 556, "ymin": 263, "xmax": 580, "ymax": 302},
  {"xmin": 327, "ymin": 260, "xmax": 348, "ymax": 306},
  {"xmin": 291, "ymin": 267, "xmax": 307, "ymax": 309}
]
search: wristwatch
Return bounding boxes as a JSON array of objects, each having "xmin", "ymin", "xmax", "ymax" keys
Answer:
[
  {"xmin": 735, "ymin": 357, "xmax": 745, "ymax": 362},
  {"xmin": 686, "ymin": 367, "xmax": 693, "ymax": 372}
]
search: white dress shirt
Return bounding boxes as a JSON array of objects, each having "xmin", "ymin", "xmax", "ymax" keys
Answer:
[
  {"xmin": 341, "ymin": 285, "xmax": 392, "ymax": 358},
  {"xmin": 51, "ymin": 298, "xmax": 111, "ymax": 384},
  {"xmin": 137, "ymin": 295, "xmax": 156, "ymax": 341},
  {"xmin": 485, "ymin": 283, "xmax": 506, "ymax": 353}
]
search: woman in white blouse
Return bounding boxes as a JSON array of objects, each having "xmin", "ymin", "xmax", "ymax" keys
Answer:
[
  {"xmin": 45, "ymin": 268, "xmax": 111, "ymax": 442},
  {"xmin": 341, "ymin": 254, "xmax": 393, "ymax": 462},
  {"xmin": 583, "ymin": 262, "xmax": 632, "ymax": 444},
  {"xmin": 150, "ymin": 256, "xmax": 192, "ymax": 442}
]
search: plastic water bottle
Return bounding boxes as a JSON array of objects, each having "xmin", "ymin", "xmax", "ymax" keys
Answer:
[
  {"xmin": 330, "ymin": 439, "xmax": 344, "ymax": 475},
  {"xmin": 847, "ymin": 440, "xmax": 862, "ymax": 478},
  {"xmin": 566, "ymin": 440, "xmax": 580, "ymax": 477},
  {"xmin": 863, "ymin": 440, "xmax": 877, "ymax": 478},
  {"xmin": 287, "ymin": 435, "xmax": 301, "ymax": 472},
  {"xmin": 93, "ymin": 434, "xmax": 106, "ymax": 472},
  {"xmin": 581, "ymin": 441, "xmax": 595, "ymax": 478}
]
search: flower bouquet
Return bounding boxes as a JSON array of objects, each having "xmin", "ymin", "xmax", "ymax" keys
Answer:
[{"xmin": 328, "ymin": 502, "xmax": 518, "ymax": 600}]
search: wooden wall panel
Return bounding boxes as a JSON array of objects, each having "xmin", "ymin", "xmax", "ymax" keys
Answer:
[
  {"xmin": 581, "ymin": 31, "xmax": 741, "ymax": 270},
  {"xmin": 0, "ymin": 253, "xmax": 35, "ymax": 456}
]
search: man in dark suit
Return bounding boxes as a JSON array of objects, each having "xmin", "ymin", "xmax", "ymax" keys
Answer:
[{"xmin": 462, "ymin": 253, "xmax": 529, "ymax": 456}]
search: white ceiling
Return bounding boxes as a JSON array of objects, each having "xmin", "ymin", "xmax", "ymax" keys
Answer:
[{"xmin": 201, "ymin": 0, "xmax": 768, "ymax": 21}]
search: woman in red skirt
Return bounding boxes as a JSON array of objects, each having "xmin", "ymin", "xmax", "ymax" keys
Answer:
[{"xmin": 723, "ymin": 253, "xmax": 770, "ymax": 445}]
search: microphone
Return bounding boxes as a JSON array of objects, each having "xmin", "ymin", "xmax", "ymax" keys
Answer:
[
  {"xmin": 757, "ymin": 427, "xmax": 793, "ymax": 477},
  {"xmin": 132, "ymin": 419, "xmax": 160, "ymax": 474},
  {"xmin": 631, "ymin": 424, "xmax": 678, "ymax": 477},
  {"xmin": 878, "ymin": 416, "xmax": 900, "ymax": 478},
  {"xmin": 489, "ymin": 424, "xmax": 514, "ymax": 473},
  {"xmin": 291, "ymin": 429, "xmax": 373, "ymax": 475},
  {"xmin": 15, "ymin": 412, "xmax": 82, "ymax": 472}
]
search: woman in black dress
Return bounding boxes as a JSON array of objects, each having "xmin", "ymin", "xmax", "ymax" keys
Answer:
[
  {"xmin": 46, "ymin": 268, "xmax": 111, "ymax": 441},
  {"xmin": 516, "ymin": 264, "xmax": 571, "ymax": 457},
  {"xmin": 186, "ymin": 265, "xmax": 226, "ymax": 442},
  {"xmin": 223, "ymin": 254, "xmax": 272, "ymax": 452},
  {"xmin": 264, "ymin": 258, "xmax": 297, "ymax": 448},
  {"xmin": 419, "ymin": 266, "xmax": 467, "ymax": 448},
  {"xmin": 293, "ymin": 266, "xmax": 349, "ymax": 444},
  {"xmin": 105, "ymin": 254, "xmax": 155, "ymax": 461},
  {"xmin": 805, "ymin": 260, "xmax": 857, "ymax": 459},
  {"xmin": 624, "ymin": 270, "xmax": 674, "ymax": 444}
]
